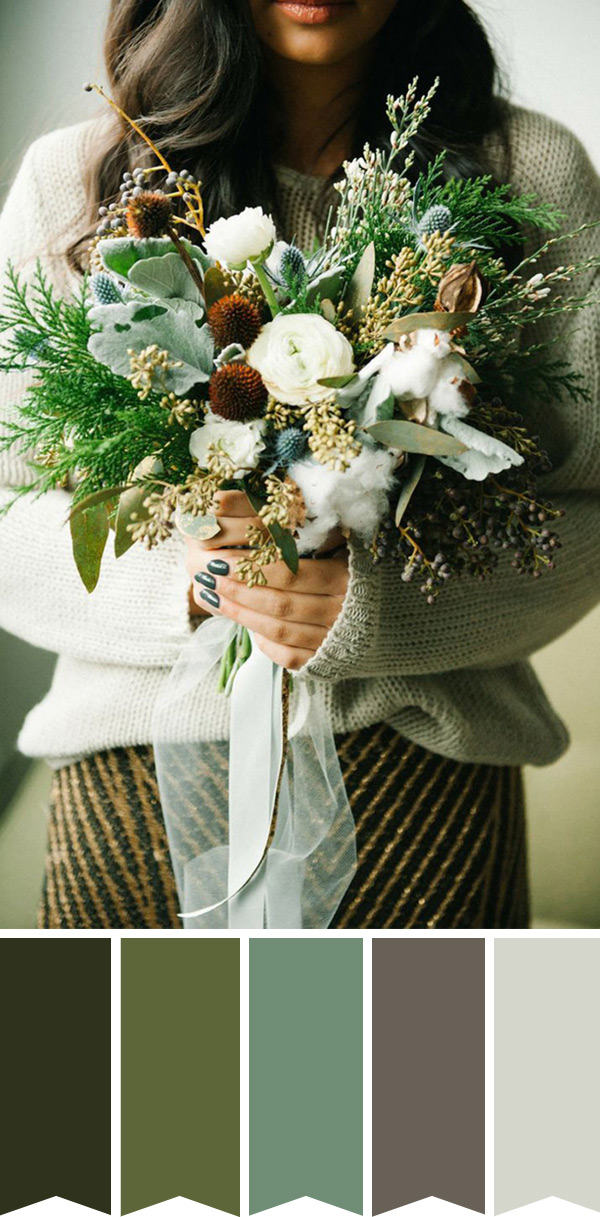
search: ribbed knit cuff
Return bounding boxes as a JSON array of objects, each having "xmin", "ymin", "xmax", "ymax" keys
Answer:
[{"xmin": 303, "ymin": 538, "xmax": 382, "ymax": 682}]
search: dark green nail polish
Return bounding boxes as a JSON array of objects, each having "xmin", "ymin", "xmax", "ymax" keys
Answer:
[
  {"xmin": 208, "ymin": 559, "xmax": 230, "ymax": 576},
  {"xmin": 195, "ymin": 571, "xmax": 216, "ymax": 590},
  {"xmin": 200, "ymin": 589, "xmax": 220, "ymax": 609}
]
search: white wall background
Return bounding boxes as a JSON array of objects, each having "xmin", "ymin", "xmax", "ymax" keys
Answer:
[{"xmin": 0, "ymin": 0, "xmax": 598, "ymax": 926}]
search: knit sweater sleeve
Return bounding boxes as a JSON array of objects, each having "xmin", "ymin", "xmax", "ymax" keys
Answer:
[
  {"xmin": 306, "ymin": 111, "xmax": 600, "ymax": 682},
  {"xmin": 0, "ymin": 124, "xmax": 192, "ymax": 667}
]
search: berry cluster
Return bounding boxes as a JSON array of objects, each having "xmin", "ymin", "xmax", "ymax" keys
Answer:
[{"xmin": 369, "ymin": 455, "xmax": 563, "ymax": 604}]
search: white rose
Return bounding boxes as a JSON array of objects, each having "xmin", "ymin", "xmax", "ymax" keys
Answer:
[
  {"xmin": 247, "ymin": 313, "xmax": 355, "ymax": 406},
  {"xmin": 189, "ymin": 418, "xmax": 266, "ymax": 478},
  {"xmin": 203, "ymin": 207, "xmax": 277, "ymax": 268}
]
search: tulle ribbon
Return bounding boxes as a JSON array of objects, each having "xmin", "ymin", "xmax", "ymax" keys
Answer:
[{"xmin": 152, "ymin": 615, "xmax": 357, "ymax": 928}]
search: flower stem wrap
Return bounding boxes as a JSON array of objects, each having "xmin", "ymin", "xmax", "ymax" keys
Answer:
[{"xmin": 152, "ymin": 616, "xmax": 357, "ymax": 928}]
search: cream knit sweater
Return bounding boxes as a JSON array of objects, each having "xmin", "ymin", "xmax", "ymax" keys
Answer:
[{"xmin": 1, "ymin": 107, "xmax": 599, "ymax": 768}]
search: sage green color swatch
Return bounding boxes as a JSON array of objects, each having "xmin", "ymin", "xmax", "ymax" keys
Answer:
[
  {"xmin": 495, "ymin": 938, "xmax": 600, "ymax": 1214},
  {"xmin": 121, "ymin": 938, "xmax": 240, "ymax": 1215},
  {"xmin": 250, "ymin": 938, "xmax": 363, "ymax": 1214},
  {"xmin": 0, "ymin": 938, "xmax": 110, "ymax": 1214}
]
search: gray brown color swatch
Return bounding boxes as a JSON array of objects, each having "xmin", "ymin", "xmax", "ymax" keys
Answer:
[
  {"xmin": 250, "ymin": 938, "xmax": 363, "ymax": 1214},
  {"xmin": 0, "ymin": 938, "xmax": 111, "ymax": 1214},
  {"xmin": 495, "ymin": 938, "xmax": 600, "ymax": 1213},
  {"xmin": 373, "ymin": 938, "xmax": 485, "ymax": 1214}
]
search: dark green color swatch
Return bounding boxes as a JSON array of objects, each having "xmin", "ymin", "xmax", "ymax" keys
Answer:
[
  {"xmin": 250, "ymin": 938, "xmax": 363, "ymax": 1214},
  {"xmin": 0, "ymin": 938, "xmax": 111, "ymax": 1214},
  {"xmin": 121, "ymin": 937, "xmax": 240, "ymax": 1215}
]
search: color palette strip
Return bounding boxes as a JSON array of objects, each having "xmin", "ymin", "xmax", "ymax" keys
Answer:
[
  {"xmin": 1, "ymin": 937, "xmax": 600, "ymax": 1216},
  {"xmin": 250, "ymin": 938, "xmax": 363, "ymax": 1214},
  {"xmin": 0, "ymin": 939, "xmax": 111, "ymax": 1215}
]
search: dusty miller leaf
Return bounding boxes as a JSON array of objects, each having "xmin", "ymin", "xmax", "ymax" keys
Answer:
[
  {"xmin": 128, "ymin": 253, "xmax": 204, "ymax": 304},
  {"xmin": 88, "ymin": 298, "xmax": 214, "ymax": 393}
]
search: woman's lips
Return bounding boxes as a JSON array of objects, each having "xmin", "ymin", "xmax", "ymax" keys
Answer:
[{"xmin": 274, "ymin": 1, "xmax": 354, "ymax": 24}]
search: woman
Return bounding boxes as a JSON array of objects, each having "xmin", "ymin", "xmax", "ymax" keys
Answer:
[{"xmin": 0, "ymin": 0, "xmax": 598, "ymax": 929}]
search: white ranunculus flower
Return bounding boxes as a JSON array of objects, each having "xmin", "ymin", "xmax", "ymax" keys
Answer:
[
  {"xmin": 189, "ymin": 418, "xmax": 266, "ymax": 478},
  {"xmin": 203, "ymin": 207, "xmax": 277, "ymax": 268},
  {"xmin": 439, "ymin": 415, "xmax": 524, "ymax": 481},
  {"xmin": 247, "ymin": 313, "xmax": 355, "ymax": 406}
]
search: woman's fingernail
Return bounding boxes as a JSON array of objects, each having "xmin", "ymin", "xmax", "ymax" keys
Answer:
[
  {"xmin": 207, "ymin": 559, "xmax": 230, "ymax": 576},
  {"xmin": 200, "ymin": 589, "xmax": 221, "ymax": 609},
  {"xmin": 195, "ymin": 571, "xmax": 216, "ymax": 589}
]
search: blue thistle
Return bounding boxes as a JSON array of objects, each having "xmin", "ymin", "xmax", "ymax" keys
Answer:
[
  {"xmin": 90, "ymin": 272, "xmax": 123, "ymax": 305},
  {"xmin": 272, "ymin": 427, "xmax": 308, "ymax": 469},
  {"xmin": 279, "ymin": 245, "xmax": 308, "ymax": 293},
  {"xmin": 417, "ymin": 204, "xmax": 453, "ymax": 240}
]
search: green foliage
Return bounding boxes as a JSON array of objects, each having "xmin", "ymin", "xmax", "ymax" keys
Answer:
[{"xmin": 0, "ymin": 264, "xmax": 198, "ymax": 508}]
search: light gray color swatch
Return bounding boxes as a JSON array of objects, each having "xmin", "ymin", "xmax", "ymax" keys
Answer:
[{"xmin": 495, "ymin": 938, "xmax": 600, "ymax": 1213}]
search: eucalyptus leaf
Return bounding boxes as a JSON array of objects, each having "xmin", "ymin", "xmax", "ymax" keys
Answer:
[
  {"xmin": 366, "ymin": 419, "xmax": 467, "ymax": 457},
  {"xmin": 114, "ymin": 456, "xmax": 164, "ymax": 558},
  {"xmin": 128, "ymin": 253, "xmax": 204, "ymax": 304},
  {"xmin": 317, "ymin": 374, "xmax": 358, "ymax": 389},
  {"xmin": 70, "ymin": 484, "xmax": 130, "ymax": 520},
  {"xmin": 307, "ymin": 265, "xmax": 344, "ymax": 307},
  {"xmin": 70, "ymin": 501, "xmax": 110, "ymax": 593},
  {"xmin": 242, "ymin": 482, "xmax": 299, "ymax": 575},
  {"xmin": 382, "ymin": 311, "xmax": 475, "ymax": 341},
  {"xmin": 269, "ymin": 522, "xmax": 299, "ymax": 575},
  {"xmin": 395, "ymin": 455, "xmax": 426, "ymax": 527},
  {"xmin": 88, "ymin": 299, "xmax": 214, "ymax": 393},
  {"xmin": 344, "ymin": 241, "xmax": 376, "ymax": 315}
]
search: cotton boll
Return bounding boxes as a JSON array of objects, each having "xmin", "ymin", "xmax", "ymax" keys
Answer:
[
  {"xmin": 384, "ymin": 344, "xmax": 440, "ymax": 401},
  {"xmin": 332, "ymin": 446, "xmax": 397, "ymax": 538},
  {"xmin": 428, "ymin": 356, "xmax": 473, "ymax": 419},
  {"xmin": 290, "ymin": 446, "xmax": 397, "ymax": 553},
  {"xmin": 288, "ymin": 459, "xmax": 343, "ymax": 553},
  {"xmin": 413, "ymin": 328, "xmax": 453, "ymax": 359}
]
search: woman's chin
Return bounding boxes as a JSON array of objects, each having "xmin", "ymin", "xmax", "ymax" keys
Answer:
[{"xmin": 251, "ymin": 0, "xmax": 398, "ymax": 66}]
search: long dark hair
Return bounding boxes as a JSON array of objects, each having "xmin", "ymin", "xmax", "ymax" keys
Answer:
[{"xmin": 72, "ymin": 0, "xmax": 508, "ymax": 266}]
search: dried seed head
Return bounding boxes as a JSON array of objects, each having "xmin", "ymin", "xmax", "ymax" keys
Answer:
[
  {"xmin": 209, "ymin": 363, "xmax": 268, "ymax": 422},
  {"xmin": 126, "ymin": 190, "xmax": 172, "ymax": 239}
]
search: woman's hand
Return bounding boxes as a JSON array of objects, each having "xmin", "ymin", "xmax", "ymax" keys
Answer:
[{"xmin": 184, "ymin": 492, "xmax": 348, "ymax": 670}]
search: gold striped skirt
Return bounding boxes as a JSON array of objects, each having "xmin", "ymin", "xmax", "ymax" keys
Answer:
[{"xmin": 38, "ymin": 724, "xmax": 529, "ymax": 929}]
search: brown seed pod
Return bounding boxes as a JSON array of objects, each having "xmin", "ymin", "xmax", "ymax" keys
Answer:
[
  {"xmin": 435, "ymin": 260, "xmax": 486, "ymax": 314},
  {"xmin": 208, "ymin": 293, "xmax": 263, "ymax": 350},
  {"xmin": 209, "ymin": 363, "xmax": 268, "ymax": 422},
  {"xmin": 126, "ymin": 191, "xmax": 172, "ymax": 239}
]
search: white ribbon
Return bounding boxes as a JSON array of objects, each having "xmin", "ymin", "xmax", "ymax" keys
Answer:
[{"xmin": 152, "ymin": 617, "xmax": 357, "ymax": 928}]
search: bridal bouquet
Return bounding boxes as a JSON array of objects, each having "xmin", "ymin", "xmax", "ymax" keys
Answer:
[{"xmin": 1, "ymin": 80, "xmax": 597, "ymax": 926}]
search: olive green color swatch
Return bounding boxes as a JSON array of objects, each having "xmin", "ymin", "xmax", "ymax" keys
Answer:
[
  {"xmin": 121, "ymin": 937, "xmax": 240, "ymax": 1215},
  {"xmin": 373, "ymin": 937, "xmax": 485, "ymax": 1214},
  {"xmin": 0, "ymin": 938, "xmax": 111, "ymax": 1214},
  {"xmin": 250, "ymin": 937, "xmax": 363, "ymax": 1214}
]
